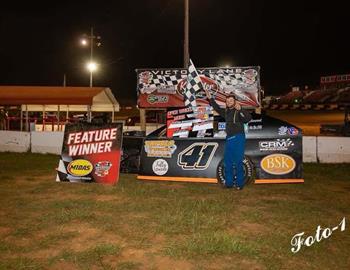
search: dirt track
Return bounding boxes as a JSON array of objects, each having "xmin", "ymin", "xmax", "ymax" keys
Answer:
[{"xmin": 266, "ymin": 110, "xmax": 345, "ymax": 136}]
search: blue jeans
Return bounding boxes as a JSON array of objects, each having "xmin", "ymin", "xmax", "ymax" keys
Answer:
[{"xmin": 224, "ymin": 133, "xmax": 246, "ymax": 188}]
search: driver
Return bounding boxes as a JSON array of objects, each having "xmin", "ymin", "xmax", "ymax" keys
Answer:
[{"xmin": 205, "ymin": 89, "xmax": 251, "ymax": 190}]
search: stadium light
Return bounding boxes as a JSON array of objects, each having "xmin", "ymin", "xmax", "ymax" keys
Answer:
[
  {"xmin": 81, "ymin": 39, "xmax": 88, "ymax": 46},
  {"xmin": 86, "ymin": 62, "xmax": 98, "ymax": 73}
]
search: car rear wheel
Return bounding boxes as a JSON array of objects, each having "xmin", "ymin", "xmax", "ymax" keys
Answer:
[{"xmin": 216, "ymin": 156, "xmax": 254, "ymax": 187}]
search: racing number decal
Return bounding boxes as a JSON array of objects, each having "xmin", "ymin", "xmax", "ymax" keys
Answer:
[{"xmin": 177, "ymin": 143, "xmax": 218, "ymax": 170}]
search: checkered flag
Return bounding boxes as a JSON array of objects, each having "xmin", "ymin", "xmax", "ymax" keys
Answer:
[{"xmin": 184, "ymin": 59, "xmax": 203, "ymax": 107}]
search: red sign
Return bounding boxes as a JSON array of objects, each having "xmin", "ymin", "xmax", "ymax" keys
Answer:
[
  {"xmin": 56, "ymin": 122, "xmax": 123, "ymax": 185},
  {"xmin": 136, "ymin": 67, "xmax": 261, "ymax": 108},
  {"xmin": 321, "ymin": 74, "xmax": 350, "ymax": 84}
]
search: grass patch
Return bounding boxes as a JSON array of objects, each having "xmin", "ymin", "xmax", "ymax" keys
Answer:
[
  {"xmin": 0, "ymin": 153, "xmax": 349, "ymax": 269},
  {"xmin": 50, "ymin": 243, "xmax": 121, "ymax": 269},
  {"xmin": 164, "ymin": 232, "xmax": 258, "ymax": 258},
  {"xmin": 0, "ymin": 257, "xmax": 43, "ymax": 270},
  {"xmin": 117, "ymin": 261, "xmax": 142, "ymax": 270}
]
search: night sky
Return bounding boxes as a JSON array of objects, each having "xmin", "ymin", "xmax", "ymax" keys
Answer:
[{"xmin": 1, "ymin": 1, "xmax": 349, "ymax": 104}]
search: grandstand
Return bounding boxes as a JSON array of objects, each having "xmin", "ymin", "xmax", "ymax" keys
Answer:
[{"xmin": 264, "ymin": 73, "xmax": 350, "ymax": 110}]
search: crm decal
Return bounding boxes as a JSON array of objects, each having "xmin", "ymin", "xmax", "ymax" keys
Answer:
[
  {"xmin": 67, "ymin": 159, "xmax": 93, "ymax": 176},
  {"xmin": 260, "ymin": 154, "xmax": 296, "ymax": 175},
  {"xmin": 259, "ymin": 138, "xmax": 294, "ymax": 151},
  {"xmin": 177, "ymin": 142, "xmax": 218, "ymax": 170}
]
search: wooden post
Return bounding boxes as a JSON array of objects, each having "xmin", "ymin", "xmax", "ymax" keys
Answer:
[
  {"xmin": 20, "ymin": 106, "xmax": 23, "ymax": 131},
  {"xmin": 66, "ymin": 105, "xmax": 69, "ymax": 123},
  {"xmin": 42, "ymin": 105, "xmax": 45, "ymax": 131},
  {"xmin": 140, "ymin": 108, "xmax": 146, "ymax": 132},
  {"xmin": 57, "ymin": 105, "xmax": 60, "ymax": 131},
  {"xmin": 112, "ymin": 107, "xmax": 115, "ymax": 123},
  {"xmin": 25, "ymin": 105, "xmax": 29, "ymax": 131}
]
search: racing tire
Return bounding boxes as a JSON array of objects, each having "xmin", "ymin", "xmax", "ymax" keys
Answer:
[{"xmin": 216, "ymin": 156, "xmax": 254, "ymax": 187}]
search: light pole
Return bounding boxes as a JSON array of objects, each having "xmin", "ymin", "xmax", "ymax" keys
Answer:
[
  {"xmin": 184, "ymin": 0, "xmax": 189, "ymax": 68},
  {"xmin": 80, "ymin": 27, "xmax": 101, "ymax": 87},
  {"xmin": 80, "ymin": 27, "xmax": 101, "ymax": 122}
]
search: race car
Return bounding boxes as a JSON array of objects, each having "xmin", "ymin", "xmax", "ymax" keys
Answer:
[{"xmin": 121, "ymin": 111, "xmax": 303, "ymax": 185}]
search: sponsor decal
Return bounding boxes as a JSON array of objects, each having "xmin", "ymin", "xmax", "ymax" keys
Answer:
[
  {"xmin": 249, "ymin": 124, "xmax": 262, "ymax": 131},
  {"xmin": 177, "ymin": 76, "xmax": 220, "ymax": 96},
  {"xmin": 94, "ymin": 161, "xmax": 112, "ymax": 177},
  {"xmin": 147, "ymin": 95, "xmax": 169, "ymax": 104},
  {"xmin": 173, "ymin": 114, "xmax": 186, "ymax": 121},
  {"xmin": 278, "ymin": 126, "xmax": 288, "ymax": 136},
  {"xmin": 278, "ymin": 126, "xmax": 299, "ymax": 136},
  {"xmin": 152, "ymin": 159, "xmax": 169, "ymax": 175},
  {"xmin": 259, "ymin": 138, "xmax": 294, "ymax": 151},
  {"xmin": 288, "ymin": 127, "xmax": 299, "ymax": 136},
  {"xmin": 139, "ymin": 71, "xmax": 153, "ymax": 84},
  {"xmin": 157, "ymin": 86, "xmax": 176, "ymax": 94},
  {"xmin": 260, "ymin": 154, "xmax": 296, "ymax": 175},
  {"xmin": 144, "ymin": 140, "xmax": 177, "ymax": 158},
  {"xmin": 218, "ymin": 122, "xmax": 226, "ymax": 130},
  {"xmin": 249, "ymin": 118, "xmax": 263, "ymax": 123},
  {"xmin": 177, "ymin": 142, "xmax": 218, "ymax": 170},
  {"xmin": 67, "ymin": 159, "xmax": 93, "ymax": 177}
]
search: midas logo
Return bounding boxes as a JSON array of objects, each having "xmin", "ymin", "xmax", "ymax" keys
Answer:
[
  {"xmin": 260, "ymin": 154, "xmax": 296, "ymax": 175},
  {"xmin": 67, "ymin": 159, "xmax": 93, "ymax": 176}
]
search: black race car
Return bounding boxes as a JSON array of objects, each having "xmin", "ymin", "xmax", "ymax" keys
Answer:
[{"xmin": 121, "ymin": 112, "xmax": 303, "ymax": 185}]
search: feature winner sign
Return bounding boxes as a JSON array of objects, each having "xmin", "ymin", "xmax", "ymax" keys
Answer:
[{"xmin": 56, "ymin": 122, "xmax": 123, "ymax": 185}]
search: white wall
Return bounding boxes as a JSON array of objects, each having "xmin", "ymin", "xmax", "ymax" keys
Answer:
[
  {"xmin": 0, "ymin": 131, "xmax": 30, "ymax": 152},
  {"xmin": 31, "ymin": 131, "xmax": 64, "ymax": 154},
  {"xmin": 1, "ymin": 130, "xmax": 350, "ymax": 163},
  {"xmin": 302, "ymin": 136, "xmax": 317, "ymax": 162},
  {"xmin": 317, "ymin": 136, "xmax": 350, "ymax": 163}
]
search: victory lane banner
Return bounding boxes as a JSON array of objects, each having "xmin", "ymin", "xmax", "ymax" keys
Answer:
[{"xmin": 56, "ymin": 122, "xmax": 123, "ymax": 185}]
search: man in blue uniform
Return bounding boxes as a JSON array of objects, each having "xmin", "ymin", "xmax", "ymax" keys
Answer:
[{"xmin": 205, "ymin": 89, "xmax": 252, "ymax": 190}]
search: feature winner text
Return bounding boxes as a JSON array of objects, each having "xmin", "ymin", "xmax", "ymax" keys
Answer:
[{"xmin": 67, "ymin": 128, "xmax": 117, "ymax": 156}]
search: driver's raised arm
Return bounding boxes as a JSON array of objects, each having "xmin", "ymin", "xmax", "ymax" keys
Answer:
[{"xmin": 209, "ymin": 98, "xmax": 226, "ymax": 118}]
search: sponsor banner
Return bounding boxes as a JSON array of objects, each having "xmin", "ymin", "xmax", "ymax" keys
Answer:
[
  {"xmin": 166, "ymin": 106, "xmax": 214, "ymax": 138},
  {"xmin": 56, "ymin": 122, "xmax": 123, "ymax": 185},
  {"xmin": 137, "ymin": 67, "xmax": 261, "ymax": 108}
]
